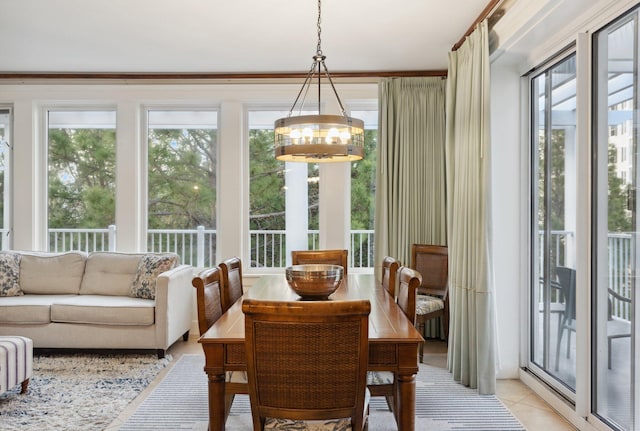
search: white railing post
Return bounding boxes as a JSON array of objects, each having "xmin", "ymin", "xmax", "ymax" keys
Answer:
[
  {"xmin": 197, "ymin": 225, "xmax": 205, "ymax": 268},
  {"xmin": 108, "ymin": 225, "xmax": 116, "ymax": 251}
]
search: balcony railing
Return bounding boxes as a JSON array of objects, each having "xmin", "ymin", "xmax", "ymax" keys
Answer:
[
  {"xmin": 539, "ymin": 230, "xmax": 632, "ymax": 321},
  {"xmin": 43, "ymin": 227, "xmax": 631, "ymax": 321},
  {"xmin": 47, "ymin": 226, "xmax": 375, "ymax": 270}
]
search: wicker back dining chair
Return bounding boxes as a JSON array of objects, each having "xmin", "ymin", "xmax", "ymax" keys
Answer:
[
  {"xmin": 396, "ymin": 266, "xmax": 421, "ymax": 325},
  {"xmin": 192, "ymin": 266, "xmax": 248, "ymax": 419},
  {"xmin": 192, "ymin": 267, "xmax": 224, "ymax": 336},
  {"xmin": 411, "ymin": 244, "xmax": 449, "ymax": 363},
  {"xmin": 242, "ymin": 298, "xmax": 371, "ymax": 431},
  {"xmin": 219, "ymin": 256, "xmax": 244, "ymax": 313},
  {"xmin": 368, "ymin": 266, "xmax": 421, "ymax": 413},
  {"xmin": 381, "ymin": 256, "xmax": 401, "ymax": 298},
  {"xmin": 291, "ymin": 249, "xmax": 349, "ymax": 275}
]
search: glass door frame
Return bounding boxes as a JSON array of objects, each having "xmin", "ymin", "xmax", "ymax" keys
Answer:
[
  {"xmin": 592, "ymin": 10, "xmax": 639, "ymax": 429},
  {"xmin": 527, "ymin": 49, "xmax": 579, "ymax": 402}
]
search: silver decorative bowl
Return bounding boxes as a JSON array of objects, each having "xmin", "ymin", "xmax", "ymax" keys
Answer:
[{"xmin": 285, "ymin": 264, "xmax": 344, "ymax": 300}]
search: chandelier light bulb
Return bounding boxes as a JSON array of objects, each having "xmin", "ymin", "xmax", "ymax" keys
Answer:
[
  {"xmin": 290, "ymin": 129, "xmax": 301, "ymax": 145},
  {"xmin": 326, "ymin": 127, "xmax": 339, "ymax": 144}
]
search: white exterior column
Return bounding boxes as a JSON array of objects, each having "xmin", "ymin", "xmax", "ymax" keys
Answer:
[
  {"xmin": 12, "ymin": 100, "xmax": 39, "ymax": 250},
  {"xmin": 319, "ymin": 97, "xmax": 351, "ymax": 250},
  {"xmin": 219, "ymin": 100, "xmax": 243, "ymax": 262},
  {"xmin": 285, "ymin": 162, "xmax": 309, "ymax": 266},
  {"xmin": 319, "ymin": 162, "xmax": 350, "ymax": 249},
  {"xmin": 115, "ymin": 100, "xmax": 143, "ymax": 252}
]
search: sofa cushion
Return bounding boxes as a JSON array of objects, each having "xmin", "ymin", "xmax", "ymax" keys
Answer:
[
  {"xmin": 50, "ymin": 295, "xmax": 155, "ymax": 326},
  {"xmin": 19, "ymin": 252, "xmax": 87, "ymax": 295},
  {"xmin": 80, "ymin": 252, "xmax": 144, "ymax": 296},
  {"xmin": 0, "ymin": 295, "xmax": 77, "ymax": 324},
  {"xmin": 130, "ymin": 253, "xmax": 179, "ymax": 300},
  {"xmin": 0, "ymin": 252, "xmax": 22, "ymax": 297}
]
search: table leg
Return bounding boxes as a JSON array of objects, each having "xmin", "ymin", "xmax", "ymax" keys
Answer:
[
  {"xmin": 206, "ymin": 371, "xmax": 226, "ymax": 431},
  {"xmin": 396, "ymin": 372, "xmax": 416, "ymax": 431}
]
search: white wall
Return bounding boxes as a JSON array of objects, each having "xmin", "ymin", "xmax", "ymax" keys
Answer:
[{"xmin": 490, "ymin": 59, "xmax": 524, "ymax": 379}]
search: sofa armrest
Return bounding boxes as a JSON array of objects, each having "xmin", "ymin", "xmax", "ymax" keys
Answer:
[{"xmin": 154, "ymin": 264, "xmax": 195, "ymax": 350}]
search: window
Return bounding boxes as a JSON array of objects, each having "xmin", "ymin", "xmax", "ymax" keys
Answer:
[
  {"xmin": 247, "ymin": 109, "xmax": 318, "ymax": 269},
  {"xmin": 47, "ymin": 109, "xmax": 116, "ymax": 252},
  {"xmin": 0, "ymin": 109, "xmax": 10, "ymax": 250},
  {"xmin": 349, "ymin": 109, "xmax": 377, "ymax": 269},
  {"xmin": 146, "ymin": 109, "xmax": 218, "ymax": 267}
]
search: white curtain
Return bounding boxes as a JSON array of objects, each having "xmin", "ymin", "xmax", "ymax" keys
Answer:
[
  {"xmin": 445, "ymin": 20, "xmax": 496, "ymax": 394},
  {"xmin": 374, "ymin": 77, "xmax": 447, "ymax": 275}
]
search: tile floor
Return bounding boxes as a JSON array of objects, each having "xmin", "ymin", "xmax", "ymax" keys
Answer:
[
  {"xmin": 420, "ymin": 339, "xmax": 577, "ymax": 431},
  {"xmin": 106, "ymin": 337, "xmax": 577, "ymax": 431}
]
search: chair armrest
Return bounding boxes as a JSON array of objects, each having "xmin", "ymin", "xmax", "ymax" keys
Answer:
[
  {"xmin": 608, "ymin": 288, "xmax": 631, "ymax": 303},
  {"xmin": 154, "ymin": 264, "xmax": 195, "ymax": 349}
]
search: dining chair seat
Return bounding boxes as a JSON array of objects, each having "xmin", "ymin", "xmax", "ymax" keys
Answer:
[
  {"xmin": 367, "ymin": 371, "xmax": 394, "ymax": 386},
  {"xmin": 226, "ymin": 370, "xmax": 248, "ymax": 384},
  {"xmin": 416, "ymin": 294, "xmax": 445, "ymax": 315},
  {"xmin": 263, "ymin": 390, "xmax": 370, "ymax": 431}
]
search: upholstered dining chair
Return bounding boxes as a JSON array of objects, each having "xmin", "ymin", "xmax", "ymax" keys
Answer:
[
  {"xmin": 291, "ymin": 249, "xmax": 349, "ymax": 275},
  {"xmin": 218, "ymin": 256, "xmax": 244, "ymax": 313},
  {"xmin": 191, "ymin": 267, "xmax": 248, "ymax": 419},
  {"xmin": 412, "ymin": 244, "xmax": 449, "ymax": 363},
  {"xmin": 368, "ymin": 266, "xmax": 421, "ymax": 413},
  {"xmin": 242, "ymin": 298, "xmax": 371, "ymax": 431},
  {"xmin": 381, "ymin": 256, "xmax": 400, "ymax": 298}
]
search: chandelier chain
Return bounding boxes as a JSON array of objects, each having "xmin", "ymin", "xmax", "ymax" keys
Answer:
[{"xmin": 316, "ymin": 0, "xmax": 322, "ymax": 56}]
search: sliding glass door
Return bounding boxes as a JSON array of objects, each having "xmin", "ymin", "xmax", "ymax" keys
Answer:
[
  {"xmin": 530, "ymin": 53, "xmax": 578, "ymax": 396},
  {"xmin": 593, "ymin": 11, "xmax": 637, "ymax": 430}
]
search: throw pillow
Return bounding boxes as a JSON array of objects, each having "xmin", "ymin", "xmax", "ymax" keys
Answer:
[
  {"xmin": 0, "ymin": 252, "xmax": 23, "ymax": 297},
  {"xmin": 130, "ymin": 254, "xmax": 178, "ymax": 300}
]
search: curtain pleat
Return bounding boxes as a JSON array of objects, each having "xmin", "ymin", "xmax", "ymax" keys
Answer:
[
  {"xmin": 445, "ymin": 20, "xmax": 496, "ymax": 394},
  {"xmin": 374, "ymin": 77, "xmax": 447, "ymax": 276}
]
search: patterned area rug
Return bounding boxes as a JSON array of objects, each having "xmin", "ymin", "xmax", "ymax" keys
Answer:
[
  {"xmin": 121, "ymin": 354, "xmax": 525, "ymax": 431},
  {"xmin": 0, "ymin": 351, "xmax": 172, "ymax": 431}
]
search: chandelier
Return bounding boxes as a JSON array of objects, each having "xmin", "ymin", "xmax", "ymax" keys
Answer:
[{"xmin": 274, "ymin": 0, "xmax": 364, "ymax": 163}]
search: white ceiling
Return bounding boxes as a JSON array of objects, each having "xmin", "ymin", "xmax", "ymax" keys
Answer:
[{"xmin": 0, "ymin": 0, "xmax": 490, "ymax": 74}]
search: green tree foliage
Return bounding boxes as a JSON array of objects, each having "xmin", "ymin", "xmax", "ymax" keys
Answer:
[
  {"xmin": 351, "ymin": 129, "xmax": 377, "ymax": 230},
  {"xmin": 608, "ymin": 143, "xmax": 632, "ymax": 232},
  {"xmin": 549, "ymin": 129, "xmax": 566, "ymax": 231},
  {"xmin": 0, "ymin": 135, "xmax": 6, "ymax": 227},
  {"xmin": 47, "ymin": 122, "xmax": 378, "ymax": 245},
  {"xmin": 538, "ymin": 129, "xmax": 631, "ymax": 233},
  {"xmin": 249, "ymin": 129, "xmax": 285, "ymax": 230},
  {"xmin": 307, "ymin": 163, "xmax": 319, "ymax": 230},
  {"xmin": 48, "ymin": 128, "xmax": 115, "ymax": 228},
  {"xmin": 148, "ymin": 128, "xmax": 217, "ymax": 229}
]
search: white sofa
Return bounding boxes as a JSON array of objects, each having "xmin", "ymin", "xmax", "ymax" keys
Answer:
[{"xmin": 0, "ymin": 251, "xmax": 194, "ymax": 358}]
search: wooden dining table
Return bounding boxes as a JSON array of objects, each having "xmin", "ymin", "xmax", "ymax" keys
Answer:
[{"xmin": 198, "ymin": 272, "xmax": 424, "ymax": 431}]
